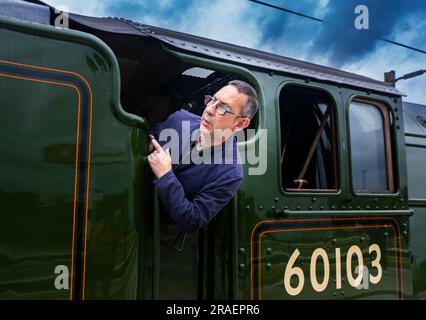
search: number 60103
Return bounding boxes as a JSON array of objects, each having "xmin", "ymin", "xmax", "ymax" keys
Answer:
[{"xmin": 283, "ymin": 244, "xmax": 382, "ymax": 296}]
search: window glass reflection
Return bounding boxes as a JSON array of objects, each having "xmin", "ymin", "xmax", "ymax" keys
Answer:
[{"xmin": 349, "ymin": 102, "xmax": 387, "ymax": 192}]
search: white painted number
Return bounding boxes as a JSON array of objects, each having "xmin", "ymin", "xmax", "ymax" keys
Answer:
[
  {"xmin": 282, "ymin": 244, "xmax": 382, "ymax": 296},
  {"xmin": 346, "ymin": 245, "xmax": 364, "ymax": 288},
  {"xmin": 369, "ymin": 244, "xmax": 383, "ymax": 284},
  {"xmin": 310, "ymin": 248, "xmax": 330, "ymax": 293},
  {"xmin": 335, "ymin": 248, "xmax": 342, "ymax": 290},
  {"xmin": 283, "ymin": 249, "xmax": 305, "ymax": 296}
]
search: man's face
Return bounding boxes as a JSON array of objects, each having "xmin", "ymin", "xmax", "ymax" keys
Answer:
[{"xmin": 200, "ymin": 85, "xmax": 250, "ymax": 141}]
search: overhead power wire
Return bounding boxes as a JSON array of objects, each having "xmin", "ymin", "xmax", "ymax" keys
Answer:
[
  {"xmin": 379, "ymin": 38, "xmax": 426, "ymax": 55},
  {"xmin": 248, "ymin": 0, "xmax": 323, "ymax": 22}
]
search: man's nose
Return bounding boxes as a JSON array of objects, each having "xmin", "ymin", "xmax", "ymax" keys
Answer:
[{"xmin": 205, "ymin": 102, "xmax": 216, "ymax": 115}]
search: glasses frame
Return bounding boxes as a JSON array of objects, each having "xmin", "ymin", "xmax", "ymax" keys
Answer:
[{"xmin": 204, "ymin": 95, "xmax": 246, "ymax": 117}]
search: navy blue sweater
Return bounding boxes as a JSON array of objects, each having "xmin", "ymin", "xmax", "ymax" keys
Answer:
[{"xmin": 151, "ymin": 109, "xmax": 243, "ymax": 232}]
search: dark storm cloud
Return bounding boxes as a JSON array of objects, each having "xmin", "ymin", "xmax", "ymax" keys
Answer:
[
  {"xmin": 310, "ymin": 0, "xmax": 426, "ymax": 67},
  {"xmin": 253, "ymin": 0, "xmax": 325, "ymax": 48},
  {"xmin": 104, "ymin": 0, "xmax": 198, "ymax": 27},
  {"xmin": 101, "ymin": 0, "xmax": 425, "ymax": 69}
]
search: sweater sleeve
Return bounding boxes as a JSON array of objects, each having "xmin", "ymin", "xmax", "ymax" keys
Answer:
[{"xmin": 153, "ymin": 170, "xmax": 243, "ymax": 232}]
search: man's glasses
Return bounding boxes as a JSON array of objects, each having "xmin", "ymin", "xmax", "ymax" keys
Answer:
[{"xmin": 204, "ymin": 95, "xmax": 245, "ymax": 117}]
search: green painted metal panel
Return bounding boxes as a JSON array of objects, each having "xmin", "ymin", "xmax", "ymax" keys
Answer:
[
  {"xmin": 232, "ymin": 72, "xmax": 411, "ymax": 300},
  {"xmin": 411, "ymin": 207, "xmax": 426, "ymax": 299},
  {"xmin": 406, "ymin": 144, "xmax": 426, "ymax": 299},
  {"xmin": 0, "ymin": 17, "xmax": 148, "ymax": 299},
  {"xmin": 0, "ymin": 78, "xmax": 77, "ymax": 299}
]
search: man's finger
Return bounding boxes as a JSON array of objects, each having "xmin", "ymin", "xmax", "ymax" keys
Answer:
[
  {"xmin": 148, "ymin": 152, "xmax": 157, "ymax": 160},
  {"xmin": 151, "ymin": 137, "xmax": 163, "ymax": 152}
]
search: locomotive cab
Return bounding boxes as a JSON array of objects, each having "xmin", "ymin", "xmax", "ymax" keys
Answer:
[{"xmin": 63, "ymin": 12, "xmax": 262, "ymax": 299}]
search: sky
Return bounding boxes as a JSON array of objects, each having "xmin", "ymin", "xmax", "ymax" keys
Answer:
[{"xmin": 43, "ymin": 0, "xmax": 426, "ymax": 104}]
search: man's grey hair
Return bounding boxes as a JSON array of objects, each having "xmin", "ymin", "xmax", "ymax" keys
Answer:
[{"xmin": 228, "ymin": 80, "xmax": 259, "ymax": 119}]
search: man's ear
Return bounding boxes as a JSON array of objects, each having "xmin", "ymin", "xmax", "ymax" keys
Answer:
[{"xmin": 233, "ymin": 118, "xmax": 251, "ymax": 133}]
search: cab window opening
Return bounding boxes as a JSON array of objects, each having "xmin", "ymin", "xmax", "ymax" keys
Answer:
[
  {"xmin": 279, "ymin": 85, "xmax": 338, "ymax": 192},
  {"xmin": 115, "ymin": 55, "xmax": 258, "ymax": 134},
  {"xmin": 81, "ymin": 29, "xmax": 259, "ymax": 133}
]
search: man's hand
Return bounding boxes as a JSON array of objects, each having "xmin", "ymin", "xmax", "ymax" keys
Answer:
[{"xmin": 147, "ymin": 135, "xmax": 172, "ymax": 179}]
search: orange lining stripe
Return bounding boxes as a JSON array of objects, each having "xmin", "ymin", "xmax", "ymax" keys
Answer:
[
  {"xmin": 257, "ymin": 224, "xmax": 397, "ymax": 300},
  {"xmin": 0, "ymin": 59, "xmax": 94, "ymax": 300},
  {"xmin": 250, "ymin": 217, "xmax": 404, "ymax": 300},
  {"xmin": 0, "ymin": 72, "xmax": 80, "ymax": 300}
]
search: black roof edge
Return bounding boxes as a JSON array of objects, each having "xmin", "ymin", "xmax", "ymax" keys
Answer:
[
  {"xmin": 403, "ymin": 101, "xmax": 426, "ymax": 108},
  {"xmin": 23, "ymin": 0, "xmax": 404, "ymax": 97},
  {"xmin": 135, "ymin": 23, "xmax": 404, "ymax": 97}
]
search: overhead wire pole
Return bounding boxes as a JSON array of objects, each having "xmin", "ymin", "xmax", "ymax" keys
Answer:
[
  {"xmin": 395, "ymin": 69, "xmax": 426, "ymax": 83},
  {"xmin": 248, "ymin": 0, "xmax": 426, "ymax": 56}
]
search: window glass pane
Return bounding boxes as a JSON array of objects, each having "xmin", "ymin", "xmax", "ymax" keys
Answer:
[
  {"xmin": 349, "ymin": 102, "xmax": 387, "ymax": 191},
  {"xmin": 279, "ymin": 86, "xmax": 337, "ymax": 191},
  {"xmin": 406, "ymin": 146, "xmax": 426, "ymax": 199}
]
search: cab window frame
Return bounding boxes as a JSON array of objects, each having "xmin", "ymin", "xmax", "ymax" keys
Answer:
[
  {"xmin": 347, "ymin": 98, "xmax": 396, "ymax": 194},
  {"xmin": 277, "ymin": 82, "xmax": 340, "ymax": 195}
]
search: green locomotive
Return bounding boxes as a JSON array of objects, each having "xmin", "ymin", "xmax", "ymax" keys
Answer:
[{"xmin": 0, "ymin": 0, "xmax": 425, "ymax": 299}]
